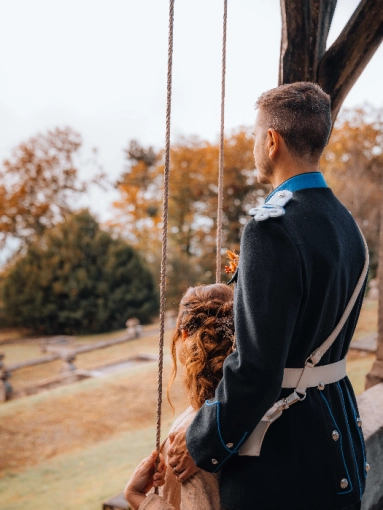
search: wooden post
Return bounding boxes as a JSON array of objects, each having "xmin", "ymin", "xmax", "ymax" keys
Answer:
[
  {"xmin": 0, "ymin": 353, "xmax": 6, "ymax": 402},
  {"xmin": 279, "ymin": 0, "xmax": 383, "ymax": 124},
  {"xmin": 60, "ymin": 353, "xmax": 76, "ymax": 374},
  {"xmin": 126, "ymin": 318, "xmax": 142, "ymax": 339}
]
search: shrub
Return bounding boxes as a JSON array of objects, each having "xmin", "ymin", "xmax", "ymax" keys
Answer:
[{"xmin": 2, "ymin": 210, "xmax": 158, "ymax": 334}]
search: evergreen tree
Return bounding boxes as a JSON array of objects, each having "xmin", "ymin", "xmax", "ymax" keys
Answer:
[{"xmin": 2, "ymin": 210, "xmax": 158, "ymax": 334}]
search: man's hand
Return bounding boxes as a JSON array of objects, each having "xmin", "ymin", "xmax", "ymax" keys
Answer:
[{"xmin": 167, "ymin": 425, "xmax": 199, "ymax": 483}]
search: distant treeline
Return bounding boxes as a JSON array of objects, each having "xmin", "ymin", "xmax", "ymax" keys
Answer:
[{"xmin": 0, "ymin": 106, "xmax": 382, "ymax": 332}]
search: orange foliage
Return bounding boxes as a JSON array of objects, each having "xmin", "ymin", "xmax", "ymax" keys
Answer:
[
  {"xmin": 112, "ymin": 129, "xmax": 268, "ymax": 302},
  {"xmin": 0, "ymin": 127, "xmax": 104, "ymax": 249},
  {"xmin": 321, "ymin": 106, "xmax": 383, "ymax": 271},
  {"xmin": 112, "ymin": 106, "xmax": 383, "ymax": 301}
]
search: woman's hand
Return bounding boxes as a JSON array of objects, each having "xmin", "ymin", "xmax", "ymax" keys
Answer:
[{"xmin": 124, "ymin": 450, "xmax": 166, "ymax": 510}]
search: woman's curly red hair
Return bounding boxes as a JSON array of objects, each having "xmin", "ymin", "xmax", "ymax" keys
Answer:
[{"xmin": 168, "ymin": 283, "xmax": 235, "ymax": 411}]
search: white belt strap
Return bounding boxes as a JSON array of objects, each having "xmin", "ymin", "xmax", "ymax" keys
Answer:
[
  {"xmin": 282, "ymin": 358, "xmax": 346, "ymax": 388},
  {"xmin": 239, "ymin": 225, "xmax": 369, "ymax": 457}
]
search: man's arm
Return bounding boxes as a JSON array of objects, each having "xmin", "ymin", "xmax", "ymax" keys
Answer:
[{"xmin": 186, "ymin": 218, "xmax": 303, "ymax": 472}]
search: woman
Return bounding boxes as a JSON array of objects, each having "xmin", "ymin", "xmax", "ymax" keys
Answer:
[{"xmin": 124, "ymin": 283, "xmax": 235, "ymax": 510}]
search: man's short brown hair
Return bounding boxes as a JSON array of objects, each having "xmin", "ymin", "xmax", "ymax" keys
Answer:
[{"xmin": 256, "ymin": 82, "xmax": 331, "ymax": 161}]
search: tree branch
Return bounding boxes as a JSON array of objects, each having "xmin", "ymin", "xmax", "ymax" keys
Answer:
[{"xmin": 318, "ymin": 0, "xmax": 383, "ymax": 123}]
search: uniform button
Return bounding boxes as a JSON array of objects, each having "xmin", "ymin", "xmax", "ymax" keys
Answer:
[
  {"xmin": 340, "ymin": 478, "xmax": 349, "ymax": 489},
  {"xmin": 278, "ymin": 191, "xmax": 286, "ymax": 198},
  {"xmin": 332, "ymin": 430, "xmax": 340, "ymax": 441},
  {"xmin": 317, "ymin": 382, "xmax": 325, "ymax": 390},
  {"xmin": 226, "ymin": 443, "xmax": 234, "ymax": 448},
  {"xmin": 357, "ymin": 418, "xmax": 362, "ymax": 427},
  {"xmin": 211, "ymin": 459, "xmax": 218, "ymax": 465},
  {"xmin": 365, "ymin": 462, "xmax": 370, "ymax": 472}
]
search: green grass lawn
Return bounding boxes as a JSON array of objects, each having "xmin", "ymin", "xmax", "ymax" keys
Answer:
[
  {"xmin": 1, "ymin": 342, "xmax": 44, "ymax": 364},
  {"xmin": 74, "ymin": 323, "xmax": 159, "ymax": 344},
  {"xmin": 0, "ymin": 359, "xmax": 181, "ymax": 510},
  {"xmin": 0, "ymin": 350, "xmax": 375, "ymax": 510},
  {"xmin": 0, "ymin": 300, "xmax": 379, "ymax": 510},
  {"xmin": 0, "ymin": 425, "xmax": 158, "ymax": 510}
]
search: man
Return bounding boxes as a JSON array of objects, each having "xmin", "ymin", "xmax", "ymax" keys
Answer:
[{"xmin": 168, "ymin": 82, "xmax": 367, "ymax": 510}]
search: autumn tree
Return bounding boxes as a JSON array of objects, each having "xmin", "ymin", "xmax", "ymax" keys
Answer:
[
  {"xmin": 2, "ymin": 210, "xmax": 158, "ymax": 334},
  {"xmin": 0, "ymin": 127, "xmax": 103, "ymax": 250},
  {"xmin": 321, "ymin": 106, "xmax": 383, "ymax": 272},
  {"xmin": 112, "ymin": 130, "xmax": 267, "ymax": 304}
]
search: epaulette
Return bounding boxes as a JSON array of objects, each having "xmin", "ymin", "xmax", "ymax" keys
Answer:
[{"xmin": 249, "ymin": 190, "xmax": 293, "ymax": 222}]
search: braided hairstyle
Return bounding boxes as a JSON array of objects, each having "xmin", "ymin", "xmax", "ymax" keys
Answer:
[{"xmin": 168, "ymin": 283, "xmax": 235, "ymax": 411}]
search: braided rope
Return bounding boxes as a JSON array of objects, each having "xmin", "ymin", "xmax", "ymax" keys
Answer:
[
  {"xmin": 216, "ymin": 0, "xmax": 228, "ymax": 283},
  {"xmin": 154, "ymin": 0, "xmax": 174, "ymax": 487}
]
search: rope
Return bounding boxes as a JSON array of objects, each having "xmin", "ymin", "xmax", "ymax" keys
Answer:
[
  {"xmin": 216, "ymin": 0, "xmax": 228, "ymax": 283},
  {"xmin": 154, "ymin": 0, "xmax": 174, "ymax": 488}
]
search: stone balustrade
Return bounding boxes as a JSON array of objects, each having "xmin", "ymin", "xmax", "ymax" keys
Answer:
[{"xmin": 358, "ymin": 383, "xmax": 383, "ymax": 510}]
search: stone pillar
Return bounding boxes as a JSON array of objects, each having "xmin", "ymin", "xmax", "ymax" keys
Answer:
[
  {"xmin": 0, "ymin": 353, "xmax": 6, "ymax": 402},
  {"xmin": 358, "ymin": 383, "xmax": 383, "ymax": 510},
  {"xmin": 126, "ymin": 318, "xmax": 142, "ymax": 339},
  {"xmin": 366, "ymin": 193, "xmax": 383, "ymax": 389},
  {"xmin": 0, "ymin": 353, "xmax": 12, "ymax": 402},
  {"xmin": 366, "ymin": 278, "xmax": 379, "ymax": 300}
]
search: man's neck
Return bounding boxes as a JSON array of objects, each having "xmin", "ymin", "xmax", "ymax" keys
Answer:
[{"xmin": 270, "ymin": 162, "xmax": 320, "ymax": 189}]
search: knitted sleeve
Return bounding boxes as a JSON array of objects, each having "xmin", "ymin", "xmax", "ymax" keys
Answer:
[{"xmin": 139, "ymin": 493, "xmax": 174, "ymax": 510}]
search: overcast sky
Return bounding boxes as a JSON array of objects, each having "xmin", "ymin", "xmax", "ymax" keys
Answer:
[{"xmin": 0, "ymin": 0, "xmax": 382, "ymax": 227}]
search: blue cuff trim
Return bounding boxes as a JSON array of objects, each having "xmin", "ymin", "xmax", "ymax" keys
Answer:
[
  {"xmin": 213, "ymin": 431, "xmax": 248, "ymax": 473},
  {"xmin": 205, "ymin": 399, "xmax": 248, "ymax": 473}
]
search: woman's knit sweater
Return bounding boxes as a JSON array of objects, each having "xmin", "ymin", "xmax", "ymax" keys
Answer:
[{"xmin": 139, "ymin": 407, "xmax": 222, "ymax": 510}]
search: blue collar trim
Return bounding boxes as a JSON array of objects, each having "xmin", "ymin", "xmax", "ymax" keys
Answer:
[{"xmin": 265, "ymin": 172, "xmax": 328, "ymax": 203}]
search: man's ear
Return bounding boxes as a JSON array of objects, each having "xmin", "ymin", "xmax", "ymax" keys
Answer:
[
  {"xmin": 181, "ymin": 330, "xmax": 188, "ymax": 340},
  {"xmin": 267, "ymin": 128, "xmax": 279, "ymax": 159}
]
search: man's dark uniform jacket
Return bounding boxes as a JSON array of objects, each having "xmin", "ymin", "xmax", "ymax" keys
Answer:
[{"xmin": 186, "ymin": 174, "xmax": 367, "ymax": 510}]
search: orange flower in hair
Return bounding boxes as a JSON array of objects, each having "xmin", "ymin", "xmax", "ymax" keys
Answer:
[{"xmin": 225, "ymin": 250, "xmax": 239, "ymax": 274}]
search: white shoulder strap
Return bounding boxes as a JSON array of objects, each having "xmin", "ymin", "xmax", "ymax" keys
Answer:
[{"xmin": 309, "ymin": 224, "xmax": 369, "ymax": 366}]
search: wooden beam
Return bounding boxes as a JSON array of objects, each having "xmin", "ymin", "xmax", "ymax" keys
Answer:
[
  {"xmin": 279, "ymin": 0, "xmax": 337, "ymax": 84},
  {"xmin": 279, "ymin": 0, "xmax": 311, "ymax": 84},
  {"xmin": 318, "ymin": 0, "xmax": 383, "ymax": 122},
  {"xmin": 307, "ymin": 0, "xmax": 337, "ymax": 79}
]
